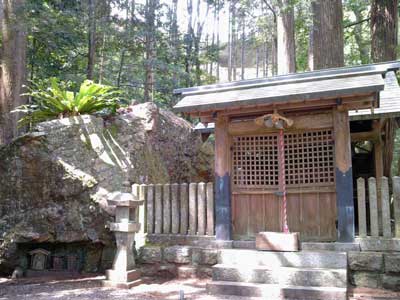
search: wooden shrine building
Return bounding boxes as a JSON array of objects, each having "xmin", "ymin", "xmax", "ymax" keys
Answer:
[{"xmin": 173, "ymin": 61, "xmax": 400, "ymax": 243}]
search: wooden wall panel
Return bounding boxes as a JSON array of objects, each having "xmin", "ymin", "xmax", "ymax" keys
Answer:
[{"xmin": 232, "ymin": 191, "xmax": 336, "ymax": 241}]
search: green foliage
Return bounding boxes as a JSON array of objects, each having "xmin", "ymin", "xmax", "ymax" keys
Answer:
[{"xmin": 14, "ymin": 79, "xmax": 121, "ymax": 126}]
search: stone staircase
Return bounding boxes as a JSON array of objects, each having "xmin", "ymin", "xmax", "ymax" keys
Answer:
[{"xmin": 207, "ymin": 248, "xmax": 348, "ymax": 300}]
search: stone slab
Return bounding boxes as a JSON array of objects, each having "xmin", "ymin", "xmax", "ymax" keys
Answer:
[
  {"xmin": 384, "ymin": 253, "xmax": 400, "ymax": 273},
  {"xmin": 301, "ymin": 242, "xmax": 360, "ymax": 252},
  {"xmin": 102, "ymin": 278, "xmax": 143, "ymax": 289},
  {"xmin": 106, "ymin": 269, "xmax": 141, "ymax": 282},
  {"xmin": 382, "ymin": 274, "xmax": 400, "ymax": 291},
  {"xmin": 139, "ymin": 246, "xmax": 162, "ymax": 264},
  {"xmin": 207, "ymin": 281, "xmax": 347, "ymax": 300},
  {"xmin": 256, "ymin": 232, "xmax": 299, "ymax": 252},
  {"xmin": 212, "ymin": 264, "xmax": 347, "ymax": 288},
  {"xmin": 350, "ymin": 272, "xmax": 381, "ymax": 288},
  {"xmin": 146, "ymin": 234, "xmax": 216, "ymax": 247},
  {"xmin": 348, "ymin": 252, "xmax": 383, "ymax": 272},
  {"xmin": 355, "ymin": 237, "xmax": 400, "ymax": 252},
  {"xmin": 192, "ymin": 248, "xmax": 218, "ymax": 265},
  {"xmin": 232, "ymin": 240, "xmax": 256, "ymax": 249},
  {"xmin": 218, "ymin": 249, "xmax": 347, "ymax": 269},
  {"xmin": 164, "ymin": 246, "xmax": 192, "ymax": 264},
  {"xmin": 177, "ymin": 265, "xmax": 197, "ymax": 278}
]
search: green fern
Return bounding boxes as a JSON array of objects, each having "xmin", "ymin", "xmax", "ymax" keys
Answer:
[{"xmin": 14, "ymin": 78, "xmax": 122, "ymax": 126}]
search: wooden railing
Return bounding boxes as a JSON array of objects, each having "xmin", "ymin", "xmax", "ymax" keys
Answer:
[
  {"xmin": 356, "ymin": 176, "xmax": 400, "ymax": 238},
  {"xmin": 132, "ymin": 182, "xmax": 215, "ymax": 236}
]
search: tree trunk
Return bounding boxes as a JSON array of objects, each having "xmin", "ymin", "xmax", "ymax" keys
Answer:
[
  {"xmin": 371, "ymin": 0, "xmax": 398, "ymax": 62},
  {"xmin": 144, "ymin": 0, "xmax": 157, "ymax": 102},
  {"xmin": 371, "ymin": 0, "xmax": 398, "ymax": 177},
  {"xmin": 276, "ymin": 0, "xmax": 295, "ymax": 75},
  {"xmin": 310, "ymin": 0, "xmax": 344, "ymax": 70},
  {"xmin": 216, "ymin": 0, "xmax": 220, "ymax": 81},
  {"xmin": 171, "ymin": 0, "xmax": 179, "ymax": 89},
  {"xmin": 240, "ymin": 12, "xmax": 245, "ymax": 80},
  {"xmin": 232, "ymin": 1, "xmax": 237, "ymax": 81},
  {"xmin": 256, "ymin": 46, "xmax": 259, "ymax": 77},
  {"xmin": 194, "ymin": 1, "xmax": 209, "ymax": 85},
  {"xmin": 0, "ymin": 0, "xmax": 27, "ymax": 145},
  {"xmin": 210, "ymin": 3, "xmax": 217, "ymax": 78},
  {"xmin": 87, "ymin": 0, "xmax": 97, "ymax": 80},
  {"xmin": 185, "ymin": 0, "xmax": 193, "ymax": 86},
  {"xmin": 353, "ymin": 7, "xmax": 369, "ymax": 64},
  {"xmin": 98, "ymin": 0, "xmax": 111, "ymax": 84},
  {"xmin": 228, "ymin": 2, "xmax": 232, "ymax": 82}
]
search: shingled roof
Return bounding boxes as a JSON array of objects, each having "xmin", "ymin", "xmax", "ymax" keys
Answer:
[{"xmin": 174, "ymin": 61, "xmax": 400, "ymax": 118}]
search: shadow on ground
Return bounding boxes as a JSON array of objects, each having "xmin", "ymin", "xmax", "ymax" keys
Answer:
[{"xmin": 1, "ymin": 275, "xmax": 400, "ymax": 300}]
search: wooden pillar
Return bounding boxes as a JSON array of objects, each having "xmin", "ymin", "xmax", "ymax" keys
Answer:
[
  {"xmin": 215, "ymin": 115, "xmax": 232, "ymax": 240},
  {"xmin": 333, "ymin": 108, "xmax": 354, "ymax": 242},
  {"xmin": 373, "ymin": 120, "xmax": 383, "ymax": 231}
]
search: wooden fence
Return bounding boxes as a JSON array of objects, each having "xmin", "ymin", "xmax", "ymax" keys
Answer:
[
  {"xmin": 356, "ymin": 176, "xmax": 400, "ymax": 238},
  {"xmin": 132, "ymin": 182, "xmax": 215, "ymax": 236}
]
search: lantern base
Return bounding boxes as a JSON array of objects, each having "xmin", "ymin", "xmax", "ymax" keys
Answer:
[{"xmin": 102, "ymin": 269, "xmax": 142, "ymax": 289}]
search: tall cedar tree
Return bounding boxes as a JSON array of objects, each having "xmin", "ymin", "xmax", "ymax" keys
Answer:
[
  {"xmin": 144, "ymin": 0, "xmax": 157, "ymax": 102},
  {"xmin": 0, "ymin": 0, "xmax": 27, "ymax": 145},
  {"xmin": 371, "ymin": 0, "xmax": 398, "ymax": 177},
  {"xmin": 310, "ymin": 0, "xmax": 344, "ymax": 70},
  {"xmin": 277, "ymin": 0, "xmax": 295, "ymax": 74},
  {"xmin": 87, "ymin": 0, "xmax": 97, "ymax": 80}
]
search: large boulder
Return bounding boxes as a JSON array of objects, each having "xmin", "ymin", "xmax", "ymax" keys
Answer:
[{"xmin": 0, "ymin": 102, "xmax": 213, "ymax": 274}]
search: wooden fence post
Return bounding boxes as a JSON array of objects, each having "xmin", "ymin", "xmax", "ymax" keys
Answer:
[
  {"xmin": 369, "ymin": 177, "xmax": 379, "ymax": 237},
  {"xmin": 133, "ymin": 184, "xmax": 147, "ymax": 248},
  {"xmin": 197, "ymin": 182, "xmax": 206, "ymax": 235},
  {"xmin": 206, "ymin": 182, "xmax": 215, "ymax": 235},
  {"xmin": 381, "ymin": 177, "xmax": 391, "ymax": 237},
  {"xmin": 189, "ymin": 183, "xmax": 197, "ymax": 235},
  {"xmin": 180, "ymin": 183, "xmax": 189, "ymax": 234},
  {"xmin": 163, "ymin": 184, "xmax": 171, "ymax": 234},
  {"xmin": 357, "ymin": 178, "xmax": 367, "ymax": 237},
  {"xmin": 147, "ymin": 184, "xmax": 154, "ymax": 234},
  {"xmin": 155, "ymin": 184, "xmax": 163, "ymax": 234},
  {"xmin": 393, "ymin": 176, "xmax": 400, "ymax": 238},
  {"xmin": 171, "ymin": 183, "xmax": 180, "ymax": 234}
]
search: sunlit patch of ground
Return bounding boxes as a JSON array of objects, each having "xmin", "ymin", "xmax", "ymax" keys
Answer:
[
  {"xmin": 0, "ymin": 275, "xmax": 247, "ymax": 300},
  {"xmin": 0, "ymin": 275, "xmax": 399, "ymax": 300}
]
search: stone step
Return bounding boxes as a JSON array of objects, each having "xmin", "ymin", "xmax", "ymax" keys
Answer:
[
  {"xmin": 302, "ymin": 242, "xmax": 360, "ymax": 252},
  {"xmin": 207, "ymin": 281, "xmax": 347, "ymax": 300},
  {"xmin": 212, "ymin": 264, "xmax": 347, "ymax": 288},
  {"xmin": 218, "ymin": 249, "xmax": 347, "ymax": 269}
]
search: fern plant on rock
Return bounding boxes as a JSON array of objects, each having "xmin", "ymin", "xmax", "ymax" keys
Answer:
[{"xmin": 14, "ymin": 78, "xmax": 122, "ymax": 126}]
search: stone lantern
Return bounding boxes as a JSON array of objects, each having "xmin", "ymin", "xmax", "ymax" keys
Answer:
[{"xmin": 103, "ymin": 192, "xmax": 144, "ymax": 288}]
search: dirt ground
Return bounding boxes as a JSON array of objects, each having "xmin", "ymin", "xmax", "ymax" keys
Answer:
[{"xmin": 0, "ymin": 275, "xmax": 400, "ymax": 300}]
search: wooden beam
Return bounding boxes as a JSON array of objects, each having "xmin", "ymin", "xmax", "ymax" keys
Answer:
[
  {"xmin": 351, "ymin": 131, "xmax": 380, "ymax": 142},
  {"xmin": 188, "ymin": 94, "xmax": 377, "ymax": 119},
  {"xmin": 228, "ymin": 113, "xmax": 333, "ymax": 135},
  {"xmin": 333, "ymin": 108, "xmax": 355, "ymax": 242},
  {"xmin": 214, "ymin": 115, "xmax": 232, "ymax": 240}
]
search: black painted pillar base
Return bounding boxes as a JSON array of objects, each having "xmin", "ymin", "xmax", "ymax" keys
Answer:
[
  {"xmin": 215, "ymin": 173, "xmax": 232, "ymax": 240},
  {"xmin": 336, "ymin": 167, "xmax": 355, "ymax": 242}
]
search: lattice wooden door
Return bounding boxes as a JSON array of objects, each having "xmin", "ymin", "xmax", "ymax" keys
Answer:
[{"xmin": 231, "ymin": 129, "xmax": 337, "ymax": 241}]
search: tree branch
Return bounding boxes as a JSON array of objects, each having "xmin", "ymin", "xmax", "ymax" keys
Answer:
[
  {"xmin": 262, "ymin": 0, "xmax": 277, "ymax": 21},
  {"xmin": 344, "ymin": 17, "xmax": 370, "ymax": 29}
]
